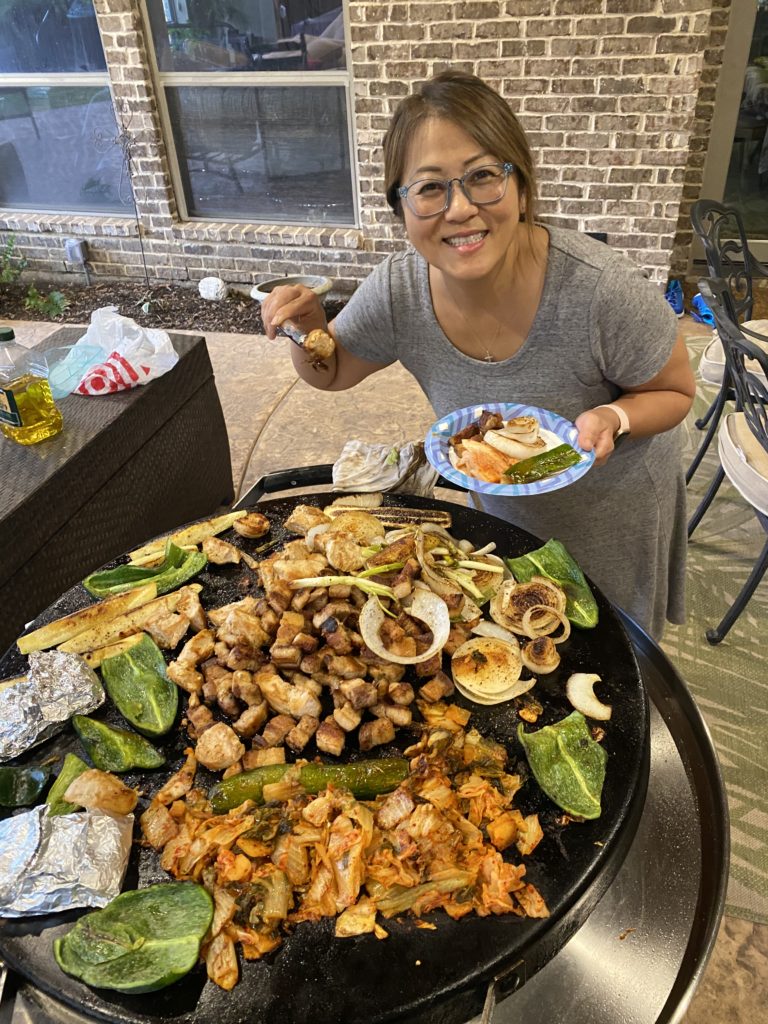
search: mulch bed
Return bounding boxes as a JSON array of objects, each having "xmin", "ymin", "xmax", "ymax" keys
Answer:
[{"xmin": 0, "ymin": 282, "xmax": 346, "ymax": 335}]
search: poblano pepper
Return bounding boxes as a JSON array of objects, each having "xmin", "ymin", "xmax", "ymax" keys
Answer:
[
  {"xmin": 0, "ymin": 765, "xmax": 51, "ymax": 807},
  {"xmin": 45, "ymin": 752, "xmax": 89, "ymax": 816},
  {"xmin": 72, "ymin": 715, "xmax": 165, "ymax": 773},
  {"xmin": 100, "ymin": 633, "xmax": 178, "ymax": 737},
  {"xmin": 502, "ymin": 443, "xmax": 581, "ymax": 484},
  {"xmin": 82, "ymin": 542, "xmax": 207, "ymax": 598},
  {"xmin": 506, "ymin": 538, "xmax": 599, "ymax": 629}
]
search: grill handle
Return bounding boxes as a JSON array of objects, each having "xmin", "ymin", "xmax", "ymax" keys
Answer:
[{"xmin": 481, "ymin": 959, "xmax": 527, "ymax": 1023}]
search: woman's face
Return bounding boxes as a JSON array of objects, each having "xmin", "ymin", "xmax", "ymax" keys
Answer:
[{"xmin": 399, "ymin": 116, "xmax": 524, "ymax": 285}]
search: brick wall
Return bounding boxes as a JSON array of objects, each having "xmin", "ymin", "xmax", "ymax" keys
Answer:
[{"xmin": 0, "ymin": 1, "xmax": 724, "ymax": 296}]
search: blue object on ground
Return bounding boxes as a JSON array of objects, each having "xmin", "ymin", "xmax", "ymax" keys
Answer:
[
  {"xmin": 665, "ymin": 279, "xmax": 685, "ymax": 318},
  {"xmin": 691, "ymin": 292, "xmax": 716, "ymax": 327}
]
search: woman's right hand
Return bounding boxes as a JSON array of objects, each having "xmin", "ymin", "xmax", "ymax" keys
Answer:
[{"xmin": 260, "ymin": 285, "xmax": 328, "ymax": 341}]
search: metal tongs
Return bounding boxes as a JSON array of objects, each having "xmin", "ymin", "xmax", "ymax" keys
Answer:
[{"xmin": 275, "ymin": 319, "xmax": 336, "ymax": 370}]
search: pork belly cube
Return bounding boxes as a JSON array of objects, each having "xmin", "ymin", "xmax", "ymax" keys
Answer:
[
  {"xmin": 413, "ymin": 652, "xmax": 443, "ymax": 678},
  {"xmin": 140, "ymin": 802, "xmax": 179, "ymax": 849},
  {"xmin": 328, "ymin": 583, "xmax": 352, "ymax": 599},
  {"xmin": 233, "ymin": 702, "xmax": 269, "ymax": 738},
  {"xmin": 322, "ymin": 622, "xmax": 355, "ymax": 655},
  {"xmin": 444, "ymin": 623, "xmax": 473, "ymax": 655},
  {"xmin": 388, "ymin": 682, "xmax": 415, "ymax": 706},
  {"xmin": 262, "ymin": 714, "xmax": 297, "ymax": 747},
  {"xmin": 208, "ymin": 596, "xmax": 259, "ymax": 627},
  {"xmin": 367, "ymin": 663, "xmax": 406, "ymax": 684},
  {"xmin": 222, "ymin": 761, "xmax": 243, "ymax": 779},
  {"xmin": 324, "ymin": 654, "xmax": 367, "ymax": 679},
  {"xmin": 359, "ymin": 718, "xmax": 396, "ymax": 752},
  {"xmin": 195, "ymin": 722, "xmax": 245, "ymax": 771},
  {"xmin": 288, "ymin": 672, "xmax": 322, "ymax": 696},
  {"xmin": 270, "ymin": 644, "xmax": 303, "ymax": 669},
  {"xmin": 215, "ymin": 674, "xmax": 241, "ymax": 718},
  {"xmin": 286, "ymin": 715, "xmax": 319, "ymax": 752},
  {"xmin": 214, "ymin": 640, "xmax": 231, "ymax": 666},
  {"xmin": 231, "ymin": 670, "xmax": 262, "ymax": 706},
  {"xmin": 265, "ymin": 579, "xmax": 294, "ymax": 614},
  {"xmin": 218, "ymin": 608, "xmax": 271, "ymax": 649},
  {"xmin": 203, "ymin": 536, "xmax": 242, "ymax": 565},
  {"xmin": 376, "ymin": 787, "xmax": 415, "ymax": 830},
  {"xmin": 226, "ymin": 645, "xmax": 264, "ymax": 672},
  {"xmin": 290, "ymin": 588, "xmax": 312, "ymax": 612},
  {"xmin": 381, "ymin": 704, "xmax": 412, "ymax": 727},
  {"xmin": 419, "ymin": 671, "xmax": 455, "ymax": 703},
  {"xmin": 312, "ymin": 601, "xmax": 355, "ymax": 630},
  {"xmin": 340, "ymin": 677, "xmax": 378, "ymax": 710},
  {"xmin": 202, "ymin": 679, "xmax": 218, "ymax": 703},
  {"xmin": 316, "ymin": 717, "xmax": 346, "ymax": 757},
  {"xmin": 304, "ymin": 588, "xmax": 330, "ymax": 613},
  {"xmin": 202, "ymin": 660, "xmax": 232, "ymax": 686},
  {"xmin": 145, "ymin": 610, "xmax": 190, "ymax": 650},
  {"xmin": 291, "ymin": 632, "xmax": 317, "ymax": 655},
  {"xmin": 244, "ymin": 746, "xmax": 286, "ymax": 769},
  {"xmin": 284, "ymin": 504, "xmax": 331, "ymax": 536},
  {"xmin": 186, "ymin": 703, "xmax": 215, "ymax": 738},
  {"xmin": 275, "ymin": 610, "xmax": 307, "ymax": 646},
  {"xmin": 167, "ymin": 661, "xmax": 203, "ymax": 695},
  {"xmin": 333, "ymin": 702, "xmax": 362, "ymax": 733},
  {"xmin": 323, "ymin": 533, "xmax": 365, "ymax": 573},
  {"xmin": 175, "ymin": 588, "xmax": 207, "ymax": 632},
  {"xmin": 300, "ymin": 652, "xmax": 325, "ymax": 675}
]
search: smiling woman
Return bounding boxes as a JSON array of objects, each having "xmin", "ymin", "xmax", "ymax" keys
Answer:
[{"xmin": 257, "ymin": 71, "xmax": 696, "ymax": 640}]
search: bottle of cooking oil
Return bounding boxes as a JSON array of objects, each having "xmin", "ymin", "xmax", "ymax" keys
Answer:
[{"xmin": 0, "ymin": 328, "xmax": 63, "ymax": 445}]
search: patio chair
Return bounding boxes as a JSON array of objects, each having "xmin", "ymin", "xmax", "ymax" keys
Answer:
[
  {"xmin": 687, "ymin": 199, "xmax": 768, "ymax": 484},
  {"xmin": 687, "ymin": 276, "xmax": 768, "ymax": 644}
]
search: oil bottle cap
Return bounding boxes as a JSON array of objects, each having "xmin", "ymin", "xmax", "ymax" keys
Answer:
[{"xmin": 0, "ymin": 327, "xmax": 15, "ymax": 341}]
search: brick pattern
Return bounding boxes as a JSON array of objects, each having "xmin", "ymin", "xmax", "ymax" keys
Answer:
[{"xmin": 0, "ymin": 1, "xmax": 721, "ymax": 293}]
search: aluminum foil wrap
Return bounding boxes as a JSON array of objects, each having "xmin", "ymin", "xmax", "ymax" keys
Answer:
[
  {"xmin": 0, "ymin": 651, "xmax": 104, "ymax": 762},
  {"xmin": 0, "ymin": 806, "xmax": 133, "ymax": 917}
]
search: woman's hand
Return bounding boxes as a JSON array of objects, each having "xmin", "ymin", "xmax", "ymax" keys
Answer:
[
  {"xmin": 260, "ymin": 285, "xmax": 328, "ymax": 341},
  {"xmin": 574, "ymin": 407, "xmax": 623, "ymax": 466}
]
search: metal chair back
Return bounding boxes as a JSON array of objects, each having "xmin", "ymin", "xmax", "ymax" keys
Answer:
[{"xmin": 690, "ymin": 199, "xmax": 766, "ymax": 322}]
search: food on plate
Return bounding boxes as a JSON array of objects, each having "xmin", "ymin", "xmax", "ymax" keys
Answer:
[
  {"xmin": 100, "ymin": 633, "xmax": 178, "ymax": 737},
  {"xmin": 54, "ymin": 883, "xmax": 213, "ymax": 993},
  {"xmin": 507, "ymin": 538, "xmax": 599, "ymax": 629},
  {"xmin": 518, "ymin": 711, "xmax": 607, "ymax": 820},
  {"xmin": 127, "ymin": 511, "xmax": 251, "ymax": 567},
  {"xmin": 46, "ymin": 753, "xmax": 89, "ymax": 816},
  {"xmin": 0, "ymin": 765, "xmax": 51, "ymax": 807},
  {"xmin": 83, "ymin": 542, "xmax": 207, "ymax": 598},
  {"xmin": 447, "ymin": 409, "xmax": 581, "ymax": 485},
  {"xmin": 72, "ymin": 715, "xmax": 165, "ymax": 773},
  {"xmin": 566, "ymin": 673, "xmax": 612, "ymax": 722},
  {"xmin": 16, "ymin": 583, "xmax": 158, "ymax": 655}
]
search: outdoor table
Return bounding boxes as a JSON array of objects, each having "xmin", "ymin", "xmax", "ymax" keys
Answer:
[{"xmin": 0, "ymin": 326, "xmax": 233, "ymax": 653}]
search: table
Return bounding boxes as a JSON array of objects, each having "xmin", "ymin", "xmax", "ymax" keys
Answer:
[{"xmin": 0, "ymin": 327, "xmax": 233, "ymax": 653}]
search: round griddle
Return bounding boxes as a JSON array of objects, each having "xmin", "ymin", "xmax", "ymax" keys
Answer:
[{"xmin": 0, "ymin": 492, "xmax": 650, "ymax": 1024}]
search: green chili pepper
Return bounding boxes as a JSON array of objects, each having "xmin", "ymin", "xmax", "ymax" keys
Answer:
[
  {"xmin": 503, "ymin": 443, "xmax": 582, "ymax": 484},
  {"xmin": 45, "ymin": 753, "xmax": 90, "ymax": 816},
  {"xmin": 0, "ymin": 765, "xmax": 51, "ymax": 807},
  {"xmin": 518, "ymin": 711, "xmax": 607, "ymax": 819},
  {"xmin": 72, "ymin": 716, "xmax": 165, "ymax": 773},
  {"xmin": 100, "ymin": 633, "xmax": 178, "ymax": 737},
  {"xmin": 82, "ymin": 542, "xmax": 207, "ymax": 598},
  {"xmin": 507, "ymin": 538, "xmax": 599, "ymax": 629},
  {"xmin": 209, "ymin": 757, "xmax": 409, "ymax": 814}
]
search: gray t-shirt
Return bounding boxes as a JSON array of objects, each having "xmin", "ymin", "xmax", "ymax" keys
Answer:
[{"xmin": 333, "ymin": 226, "xmax": 685, "ymax": 638}]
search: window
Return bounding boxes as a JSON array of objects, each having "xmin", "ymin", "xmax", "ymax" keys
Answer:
[
  {"xmin": 0, "ymin": 1, "xmax": 131, "ymax": 214},
  {"xmin": 144, "ymin": 0, "xmax": 356, "ymax": 225}
]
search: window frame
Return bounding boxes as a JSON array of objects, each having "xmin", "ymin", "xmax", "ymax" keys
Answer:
[{"xmin": 141, "ymin": 0, "xmax": 360, "ymax": 229}]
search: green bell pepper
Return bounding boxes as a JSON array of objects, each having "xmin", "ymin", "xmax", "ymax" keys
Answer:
[
  {"xmin": 45, "ymin": 752, "xmax": 90, "ymax": 816},
  {"xmin": 72, "ymin": 715, "xmax": 165, "ymax": 773},
  {"xmin": 506, "ymin": 538, "xmax": 599, "ymax": 629},
  {"xmin": 100, "ymin": 633, "xmax": 178, "ymax": 737},
  {"xmin": 502, "ymin": 443, "xmax": 581, "ymax": 484},
  {"xmin": 0, "ymin": 765, "xmax": 51, "ymax": 807},
  {"xmin": 82, "ymin": 542, "xmax": 207, "ymax": 598}
]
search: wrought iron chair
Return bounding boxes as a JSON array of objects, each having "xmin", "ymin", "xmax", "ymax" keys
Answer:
[
  {"xmin": 686, "ymin": 199, "xmax": 768, "ymax": 484},
  {"xmin": 688, "ymin": 277, "xmax": 768, "ymax": 644}
]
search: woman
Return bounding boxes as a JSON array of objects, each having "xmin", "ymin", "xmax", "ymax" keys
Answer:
[{"xmin": 261, "ymin": 70, "xmax": 696, "ymax": 639}]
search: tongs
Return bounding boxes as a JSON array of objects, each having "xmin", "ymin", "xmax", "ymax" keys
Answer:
[{"xmin": 275, "ymin": 319, "xmax": 336, "ymax": 368}]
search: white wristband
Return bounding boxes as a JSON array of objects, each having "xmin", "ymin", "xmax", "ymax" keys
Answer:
[{"xmin": 594, "ymin": 402, "xmax": 630, "ymax": 438}]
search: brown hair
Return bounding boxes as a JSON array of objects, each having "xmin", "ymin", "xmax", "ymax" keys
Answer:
[{"xmin": 383, "ymin": 70, "xmax": 537, "ymax": 227}]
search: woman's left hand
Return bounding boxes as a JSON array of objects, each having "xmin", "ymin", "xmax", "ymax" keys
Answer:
[{"xmin": 574, "ymin": 407, "xmax": 622, "ymax": 466}]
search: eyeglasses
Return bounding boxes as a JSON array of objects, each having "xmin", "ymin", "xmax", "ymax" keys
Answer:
[{"xmin": 397, "ymin": 162, "xmax": 516, "ymax": 218}]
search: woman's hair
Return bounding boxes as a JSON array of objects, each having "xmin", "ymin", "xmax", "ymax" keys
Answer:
[{"xmin": 383, "ymin": 70, "xmax": 537, "ymax": 228}]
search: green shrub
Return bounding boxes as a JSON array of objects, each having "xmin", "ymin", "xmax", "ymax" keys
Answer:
[
  {"xmin": 23, "ymin": 287, "xmax": 71, "ymax": 319},
  {"xmin": 0, "ymin": 234, "xmax": 28, "ymax": 285}
]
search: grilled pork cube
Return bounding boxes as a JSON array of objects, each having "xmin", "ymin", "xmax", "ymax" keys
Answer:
[
  {"xmin": 286, "ymin": 715, "xmax": 319, "ymax": 752},
  {"xmin": 215, "ymin": 674, "xmax": 240, "ymax": 718},
  {"xmin": 231, "ymin": 670, "xmax": 262, "ymax": 706},
  {"xmin": 293, "ymin": 631, "xmax": 319, "ymax": 654},
  {"xmin": 321, "ymin": 620, "xmax": 354, "ymax": 655},
  {"xmin": 221, "ymin": 761, "xmax": 243, "ymax": 779},
  {"xmin": 175, "ymin": 588, "xmax": 207, "ymax": 632},
  {"xmin": 328, "ymin": 583, "xmax": 352, "ymax": 599},
  {"xmin": 262, "ymin": 714, "xmax": 297, "ymax": 747},
  {"xmin": 419, "ymin": 671, "xmax": 455, "ymax": 703},
  {"xmin": 286, "ymin": 672, "xmax": 322, "ymax": 696},
  {"xmin": 167, "ymin": 661, "xmax": 203, "ymax": 695},
  {"xmin": 270, "ymin": 644, "xmax": 303, "ymax": 669},
  {"xmin": 392, "ymin": 558, "xmax": 419, "ymax": 600},
  {"xmin": 313, "ymin": 602, "xmax": 355, "ymax": 630},
  {"xmin": 378, "ymin": 623, "xmax": 417, "ymax": 659},
  {"xmin": 225, "ymin": 645, "xmax": 264, "ymax": 672},
  {"xmin": 340, "ymin": 677, "xmax": 379, "ymax": 710},
  {"xmin": 413, "ymin": 652, "xmax": 443, "ymax": 678},
  {"xmin": 259, "ymin": 607, "xmax": 281, "ymax": 635},
  {"xmin": 195, "ymin": 722, "xmax": 245, "ymax": 771},
  {"xmin": 300, "ymin": 652, "xmax": 325, "ymax": 675},
  {"xmin": 304, "ymin": 588, "xmax": 330, "ymax": 613},
  {"xmin": 186, "ymin": 703, "xmax": 215, "ymax": 738},
  {"xmin": 233, "ymin": 702, "xmax": 269, "ymax": 738},
  {"xmin": 367, "ymin": 663, "xmax": 406, "ymax": 683},
  {"xmin": 359, "ymin": 718, "xmax": 395, "ymax": 752},
  {"xmin": 214, "ymin": 640, "xmax": 231, "ymax": 666},
  {"xmin": 140, "ymin": 801, "xmax": 179, "ymax": 849},
  {"xmin": 478, "ymin": 410, "xmax": 504, "ymax": 432},
  {"xmin": 290, "ymin": 588, "xmax": 312, "ymax": 611},
  {"xmin": 275, "ymin": 610, "xmax": 306, "ymax": 646},
  {"xmin": 382, "ymin": 704, "xmax": 412, "ymax": 727},
  {"xmin": 178, "ymin": 629, "xmax": 215, "ymax": 668},
  {"xmin": 244, "ymin": 746, "xmax": 286, "ymax": 768},
  {"xmin": 202, "ymin": 679, "xmax": 218, "ymax": 703},
  {"xmin": 366, "ymin": 535, "xmax": 416, "ymax": 568},
  {"xmin": 388, "ymin": 682, "xmax": 415, "ymax": 705},
  {"xmin": 218, "ymin": 608, "xmax": 271, "ymax": 649},
  {"xmin": 265, "ymin": 579, "xmax": 294, "ymax": 614},
  {"xmin": 333, "ymin": 702, "xmax": 362, "ymax": 732},
  {"xmin": 284, "ymin": 504, "xmax": 331, "ymax": 536},
  {"xmin": 375, "ymin": 787, "xmax": 415, "ymax": 830},
  {"xmin": 256, "ymin": 667, "xmax": 323, "ymax": 718},
  {"xmin": 202, "ymin": 660, "xmax": 232, "ymax": 686},
  {"xmin": 323, "ymin": 532, "xmax": 365, "ymax": 573},
  {"xmin": 316, "ymin": 717, "xmax": 346, "ymax": 757},
  {"xmin": 208, "ymin": 597, "xmax": 259, "ymax": 627},
  {"xmin": 145, "ymin": 610, "xmax": 190, "ymax": 650},
  {"xmin": 323, "ymin": 654, "xmax": 367, "ymax": 679},
  {"xmin": 202, "ymin": 536, "xmax": 242, "ymax": 565}
]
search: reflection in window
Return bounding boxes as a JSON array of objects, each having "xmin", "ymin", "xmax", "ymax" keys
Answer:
[
  {"xmin": 0, "ymin": 87, "xmax": 131, "ymax": 214},
  {"xmin": 166, "ymin": 85, "xmax": 354, "ymax": 223},
  {"xmin": 147, "ymin": 0, "xmax": 346, "ymax": 73},
  {"xmin": 0, "ymin": 0, "xmax": 106, "ymax": 74}
]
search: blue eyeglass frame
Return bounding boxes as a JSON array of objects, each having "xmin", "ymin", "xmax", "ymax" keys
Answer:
[{"xmin": 397, "ymin": 162, "xmax": 516, "ymax": 218}]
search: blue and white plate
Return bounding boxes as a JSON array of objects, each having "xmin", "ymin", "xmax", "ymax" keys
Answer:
[{"xmin": 425, "ymin": 402, "xmax": 595, "ymax": 496}]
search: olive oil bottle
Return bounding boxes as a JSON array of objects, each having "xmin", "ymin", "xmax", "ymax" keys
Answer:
[{"xmin": 0, "ymin": 327, "xmax": 63, "ymax": 445}]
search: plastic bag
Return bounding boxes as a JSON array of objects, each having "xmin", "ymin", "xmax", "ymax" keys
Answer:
[
  {"xmin": 67, "ymin": 307, "xmax": 179, "ymax": 396},
  {"xmin": 332, "ymin": 440, "xmax": 439, "ymax": 497}
]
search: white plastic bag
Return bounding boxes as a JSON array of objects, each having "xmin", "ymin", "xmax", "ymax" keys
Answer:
[{"xmin": 72, "ymin": 307, "xmax": 179, "ymax": 395}]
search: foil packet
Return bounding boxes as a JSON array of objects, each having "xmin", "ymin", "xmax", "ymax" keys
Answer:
[
  {"xmin": 333, "ymin": 440, "xmax": 439, "ymax": 497},
  {"xmin": 0, "ymin": 806, "xmax": 133, "ymax": 917},
  {"xmin": 0, "ymin": 651, "xmax": 104, "ymax": 762}
]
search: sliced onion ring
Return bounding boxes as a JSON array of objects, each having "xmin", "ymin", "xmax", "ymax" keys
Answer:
[
  {"xmin": 358, "ymin": 589, "xmax": 450, "ymax": 665},
  {"xmin": 521, "ymin": 636, "xmax": 560, "ymax": 674},
  {"xmin": 566, "ymin": 673, "xmax": 612, "ymax": 721},
  {"xmin": 454, "ymin": 675, "xmax": 536, "ymax": 706},
  {"xmin": 471, "ymin": 620, "xmax": 521, "ymax": 647},
  {"xmin": 521, "ymin": 605, "xmax": 571, "ymax": 644}
]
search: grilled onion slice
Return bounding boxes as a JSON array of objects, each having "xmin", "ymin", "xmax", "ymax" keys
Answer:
[
  {"xmin": 490, "ymin": 577, "xmax": 567, "ymax": 635},
  {"xmin": 521, "ymin": 636, "xmax": 560, "ymax": 674},
  {"xmin": 566, "ymin": 673, "xmax": 612, "ymax": 721},
  {"xmin": 451, "ymin": 636, "xmax": 534, "ymax": 704},
  {"xmin": 358, "ymin": 589, "xmax": 450, "ymax": 665}
]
